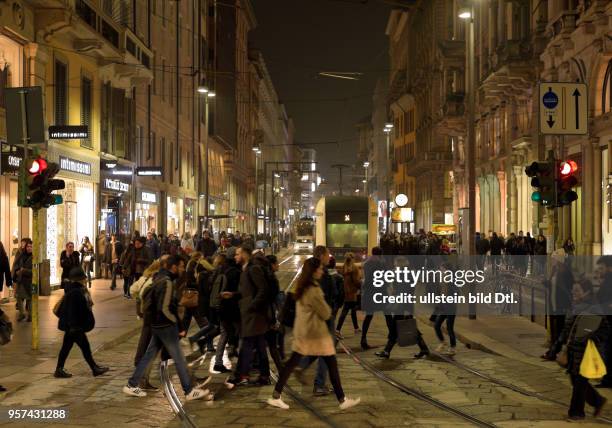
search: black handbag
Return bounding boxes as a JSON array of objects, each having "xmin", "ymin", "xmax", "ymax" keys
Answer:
[
  {"xmin": 279, "ymin": 292, "xmax": 296, "ymax": 328},
  {"xmin": 396, "ymin": 318, "xmax": 418, "ymax": 347},
  {"xmin": 0, "ymin": 313, "xmax": 13, "ymax": 345}
]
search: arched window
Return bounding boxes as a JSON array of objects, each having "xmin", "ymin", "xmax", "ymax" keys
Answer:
[{"xmin": 602, "ymin": 59, "xmax": 612, "ymax": 114}]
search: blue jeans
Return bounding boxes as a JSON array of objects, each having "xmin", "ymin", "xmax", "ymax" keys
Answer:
[{"xmin": 128, "ymin": 325, "xmax": 192, "ymax": 394}]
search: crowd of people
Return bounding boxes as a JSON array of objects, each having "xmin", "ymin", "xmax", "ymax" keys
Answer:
[{"xmin": 0, "ymin": 225, "xmax": 609, "ymax": 421}]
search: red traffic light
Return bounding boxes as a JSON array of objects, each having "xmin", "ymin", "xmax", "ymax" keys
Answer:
[
  {"xmin": 28, "ymin": 158, "xmax": 48, "ymax": 175},
  {"xmin": 560, "ymin": 160, "xmax": 578, "ymax": 176}
]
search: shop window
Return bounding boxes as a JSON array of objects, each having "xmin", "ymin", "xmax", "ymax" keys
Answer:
[
  {"xmin": 55, "ymin": 60, "xmax": 68, "ymax": 126},
  {"xmin": 81, "ymin": 76, "xmax": 92, "ymax": 148}
]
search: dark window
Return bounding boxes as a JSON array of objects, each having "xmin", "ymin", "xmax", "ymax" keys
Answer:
[
  {"xmin": 76, "ymin": 0, "xmax": 96, "ymax": 28},
  {"xmin": 175, "ymin": 140, "xmax": 179, "ymax": 170},
  {"xmin": 54, "ymin": 60, "xmax": 68, "ymax": 125},
  {"xmin": 149, "ymin": 131, "xmax": 155, "ymax": 161},
  {"xmin": 0, "ymin": 66, "xmax": 10, "ymax": 109},
  {"xmin": 81, "ymin": 76, "xmax": 92, "ymax": 148},
  {"xmin": 101, "ymin": 19, "xmax": 119, "ymax": 48},
  {"xmin": 161, "ymin": 137, "xmax": 166, "ymax": 180},
  {"xmin": 602, "ymin": 59, "xmax": 612, "ymax": 115}
]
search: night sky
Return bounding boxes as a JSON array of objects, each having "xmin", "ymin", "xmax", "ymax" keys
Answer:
[{"xmin": 250, "ymin": 0, "xmax": 390, "ymax": 192}]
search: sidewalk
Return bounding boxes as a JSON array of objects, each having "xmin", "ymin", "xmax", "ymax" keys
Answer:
[
  {"xmin": 0, "ymin": 278, "xmax": 142, "ymax": 395},
  {"xmin": 417, "ymin": 314, "xmax": 555, "ymax": 369}
]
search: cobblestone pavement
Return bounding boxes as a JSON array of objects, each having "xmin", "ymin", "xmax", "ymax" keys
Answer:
[{"xmin": 2, "ymin": 252, "xmax": 612, "ymax": 427}]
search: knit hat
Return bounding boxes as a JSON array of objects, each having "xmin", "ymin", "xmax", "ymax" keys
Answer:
[{"xmin": 68, "ymin": 266, "xmax": 87, "ymax": 282}]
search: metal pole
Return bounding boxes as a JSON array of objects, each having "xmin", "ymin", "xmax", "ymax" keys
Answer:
[
  {"xmin": 263, "ymin": 162, "xmax": 268, "ymax": 237},
  {"xmin": 466, "ymin": 6, "xmax": 477, "ymax": 320},
  {"xmin": 466, "ymin": 9, "xmax": 476, "ymax": 256},
  {"xmin": 386, "ymin": 131, "xmax": 391, "ymax": 233},
  {"xmin": 204, "ymin": 97, "xmax": 210, "ymax": 231},
  {"xmin": 254, "ymin": 152, "xmax": 259, "ymax": 236},
  {"xmin": 31, "ymin": 209, "xmax": 39, "ymax": 350}
]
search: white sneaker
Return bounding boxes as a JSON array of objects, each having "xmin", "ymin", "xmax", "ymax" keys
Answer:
[
  {"xmin": 123, "ymin": 385, "xmax": 147, "ymax": 397},
  {"xmin": 447, "ymin": 347, "xmax": 456, "ymax": 356},
  {"xmin": 185, "ymin": 387, "xmax": 213, "ymax": 401},
  {"xmin": 267, "ymin": 396, "xmax": 290, "ymax": 409},
  {"xmin": 435, "ymin": 342, "xmax": 447, "ymax": 353},
  {"xmin": 339, "ymin": 397, "xmax": 361, "ymax": 410}
]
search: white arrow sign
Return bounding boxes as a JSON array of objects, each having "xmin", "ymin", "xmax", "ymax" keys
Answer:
[{"xmin": 539, "ymin": 82, "xmax": 588, "ymax": 135}]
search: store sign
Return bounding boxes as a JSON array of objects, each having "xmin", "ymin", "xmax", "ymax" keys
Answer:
[
  {"xmin": 136, "ymin": 166, "xmax": 163, "ymax": 176},
  {"xmin": 139, "ymin": 190, "xmax": 158, "ymax": 204},
  {"xmin": 49, "ymin": 125, "xmax": 89, "ymax": 139},
  {"xmin": 0, "ymin": 144, "xmax": 24, "ymax": 175},
  {"xmin": 103, "ymin": 178, "xmax": 130, "ymax": 193},
  {"xmin": 59, "ymin": 156, "xmax": 91, "ymax": 176}
]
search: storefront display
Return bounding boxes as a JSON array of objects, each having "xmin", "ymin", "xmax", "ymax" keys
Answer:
[
  {"xmin": 99, "ymin": 162, "xmax": 133, "ymax": 240},
  {"xmin": 167, "ymin": 196, "xmax": 184, "ymax": 237},
  {"xmin": 184, "ymin": 198, "xmax": 195, "ymax": 235},
  {"xmin": 136, "ymin": 189, "xmax": 159, "ymax": 235}
]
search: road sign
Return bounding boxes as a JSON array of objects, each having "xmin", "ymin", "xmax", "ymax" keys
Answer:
[
  {"xmin": 5, "ymin": 86, "xmax": 45, "ymax": 146},
  {"xmin": 539, "ymin": 83, "xmax": 588, "ymax": 135}
]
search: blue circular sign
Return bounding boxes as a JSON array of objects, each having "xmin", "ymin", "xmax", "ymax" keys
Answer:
[{"xmin": 542, "ymin": 90, "xmax": 558, "ymax": 109}]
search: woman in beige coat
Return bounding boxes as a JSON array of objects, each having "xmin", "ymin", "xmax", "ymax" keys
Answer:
[{"xmin": 267, "ymin": 257, "xmax": 360, "ymax": 410}]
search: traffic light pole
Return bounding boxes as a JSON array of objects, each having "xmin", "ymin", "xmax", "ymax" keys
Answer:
[{"xmin": 31, "ymin": 209, "xmax": 40, "ymax": 350}]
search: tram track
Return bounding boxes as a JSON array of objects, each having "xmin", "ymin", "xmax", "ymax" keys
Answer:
[{"xmin": 338, "ymin": 340, "xmax": 498, "ymax": 428}]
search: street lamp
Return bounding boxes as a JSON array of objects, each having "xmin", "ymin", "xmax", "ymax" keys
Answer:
[
  {"xmin": 253, "ymin": 145, "xmax": 261, "ymax": 236},
  {"xmin": 459, "ymin": 3, "xmax": 476, "ymax": 258},
  {"xmin": 384, "ymin": 124, "xmax": 394, "ymax": 233},
  {"xmin": 200, "ymin": 89, "xmax": 216, "ymax": 231},
  {"xmin": 363, "ymin": 161, "xmax": 370, "ymax": 195}
]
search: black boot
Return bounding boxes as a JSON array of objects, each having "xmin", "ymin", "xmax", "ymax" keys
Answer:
[
  {"xmin": 54, "ymin": 368, "xmax": 72, "ymax": 378},
  {"xmin": 92, "ymin": 365, "xmax": 110, "ymax": 377},
  {"xmin": 0, "ymin": 385, "xmax": 6, "ymax": 392},
  {"xmin": 375, "ymin": 350, "xmax": 390, "ymax": 359}
]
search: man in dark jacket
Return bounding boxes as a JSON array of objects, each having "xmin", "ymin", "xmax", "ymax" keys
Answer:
[
  {"xmin": 214, "ymin": 247, "xmax": 242, "ymax": 372},
  {"xmin": 105, "ymin": 234, "xmax": 124, "ymax": 290},
  {"xmin": 122, "ymin": 237, "xmax": 152, "ymax": 299},
  {"xmin": 55, "ymin": 267, "xmax": 108, "ymax": 378},
  {"xmin": 12, "ymin": 240, "xmax": 32, "ymax": 322},
  {"xmin": 146, "ymin": 232, "xmax": 160, "ymax": 259},
  {"xmin": 228, "ymin": 244, "xmax": 271, "ymax": 387},
  {"xmin": 196, "ymin": 231, "xmax": 217, "ymax": 258},
  {"xmin": 60, "ymin": 242, "xmax": 80, "ymax": 287},
  {"xmin": 0, "ymin": 241, "xmax": 12, "ymax": 294},
  {"xmin": 361, "ymin": 246, "xmax": 387, "ymax": 350},
  {"xmin": 124, "ymin": 255, "xmax": 210, "ymax": 401}
]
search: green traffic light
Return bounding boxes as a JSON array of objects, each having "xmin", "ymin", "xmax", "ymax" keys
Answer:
[
  {"xmin": 51, "ymin": 194, "xmax": 63, "ymax": 205},
  {"xmin": 531, "ymin": 191, "xmax": 542, "ymax": 202}
]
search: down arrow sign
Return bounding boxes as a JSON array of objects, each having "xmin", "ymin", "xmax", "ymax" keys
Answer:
[{"xmin": 547, "ymin": 115, "xmax": 555, "ymax": 128}]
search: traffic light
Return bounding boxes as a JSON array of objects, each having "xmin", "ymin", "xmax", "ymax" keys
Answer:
[
  {"xmin": 25, "ymin": 157, "xmax": 65, "ymax": 209},
  {"xmin": 557, "ymin": 160, "xmax": 578, "ymax": 206},
  {"xmin": 525, "ymin": 161, "xmax": 555, "ymax": 207}
]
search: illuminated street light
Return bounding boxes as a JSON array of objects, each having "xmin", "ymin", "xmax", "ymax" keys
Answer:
[
  {"xmin": 207, "ymin": 91, "xmax": 216, "ymax": 98},
  {"xmin": 363, "ymin": 161, "xmax": 370, "ymax": 168},
  {"xmin": 362, "ymin": 179, "xmax": 367, "ymax": 183},
  {"xmin": 385, "ymin": 122, "xmax": 394, "ymax": 129},
  {"xmin": 355, "ymin": 188, "xmax": 360, "ymax": 193},
  {"xmin": 458, "ymin": 8, "xmax": 472, "ymax": 19},
  {"xmin": 197, "ymin": 86, "xmax": 209, "ymax": 94}
]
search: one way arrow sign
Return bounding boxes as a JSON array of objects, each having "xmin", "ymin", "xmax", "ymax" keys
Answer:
[{"xmin": 539, "ymin": 82, "xmax": 588, "ymax": 135}]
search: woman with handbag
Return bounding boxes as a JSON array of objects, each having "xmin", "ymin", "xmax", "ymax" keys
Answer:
[
  {"xmin": 267, "ymin": 257, "xmax": 360, "ymax": 410},
  {"xmin": 54, "ymin": 266, "xmax": 109, "ymax": 378},
  {"xmin": 79, "ymin": 237, "xmax": 95, "ymax": 288},
  {"xmin": 549, "ymin": 279, "xmax": 608, "ymax": 420}
]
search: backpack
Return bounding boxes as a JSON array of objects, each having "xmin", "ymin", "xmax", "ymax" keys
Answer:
[{"xmin": 210, "ymin": 270, "xmax": 228, "ymax": 310}]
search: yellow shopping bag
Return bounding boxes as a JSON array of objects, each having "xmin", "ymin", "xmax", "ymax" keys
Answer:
[{"xmin": 580, "ymin": 339, "xmax": 607, "ymax": 379}]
